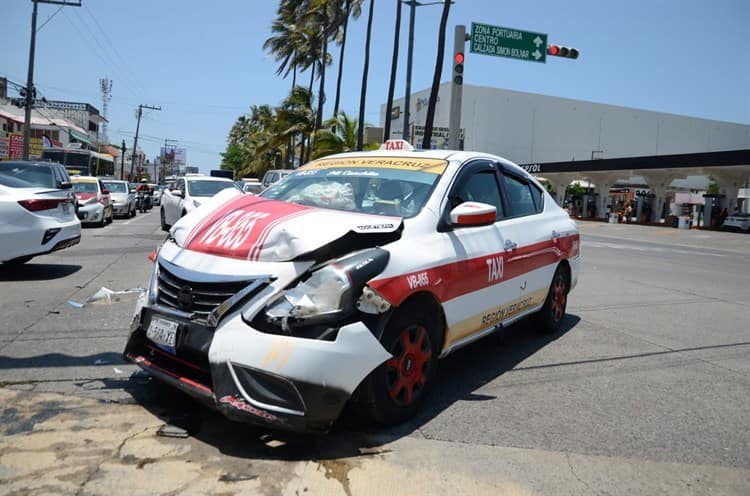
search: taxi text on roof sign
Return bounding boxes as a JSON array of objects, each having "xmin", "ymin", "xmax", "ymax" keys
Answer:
[{"xmin": 380, "ymin": 139, "xmax": 414, "ymax": 151}]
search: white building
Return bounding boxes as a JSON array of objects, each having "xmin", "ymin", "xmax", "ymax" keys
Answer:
[{"xmin": 382, "ymin": 83, "xmax": 750, "ymax": 220}]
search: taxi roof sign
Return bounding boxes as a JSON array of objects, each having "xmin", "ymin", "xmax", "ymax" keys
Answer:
[{"xmin": 380, "ymin": 139, "xmax": 414, "ymax": 151}]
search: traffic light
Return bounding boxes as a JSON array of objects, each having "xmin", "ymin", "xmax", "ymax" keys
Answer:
[
  {"xmin": 453, "ymin": 52, "xmax": 464, "ymax": 85},
  {"xmin": 547, "ymin": 45, "xmax": 579, "ymax": 59}
]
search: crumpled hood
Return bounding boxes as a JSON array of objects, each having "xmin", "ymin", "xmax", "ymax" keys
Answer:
[{"xmin": 172, "ymin": 194, "xmax": 401, "ymax": 262}]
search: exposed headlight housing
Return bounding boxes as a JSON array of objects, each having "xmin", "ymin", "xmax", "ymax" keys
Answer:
[
  {"xmin": 252, "ymin": 248, "xmax": 391, "ymax": 338},
  {"xmin": 266, "ymin": 264, "xmax": 351, "ymax": 324}
]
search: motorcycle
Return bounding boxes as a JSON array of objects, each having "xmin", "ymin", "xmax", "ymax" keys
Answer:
[{"xmin": 135, "ymin": 190, "xmax": 151, "ymax": 213}]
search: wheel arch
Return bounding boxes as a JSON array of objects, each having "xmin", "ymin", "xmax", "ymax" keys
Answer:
[
  {"xmin": 389, "ymin": 291, "xmax": 447, "ymax": 353},
  {"xmin": 556, "ymin": 259, "xmax": 572, "ymax": 292}
]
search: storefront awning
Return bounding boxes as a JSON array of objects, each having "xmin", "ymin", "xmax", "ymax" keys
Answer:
[
  {"xmin": 69, "ymin": 129, "xmax": 92, "ymax": 145},
  {"xmin": 104, "ymin": 144, "xmax": 120, "ymax": 157}
]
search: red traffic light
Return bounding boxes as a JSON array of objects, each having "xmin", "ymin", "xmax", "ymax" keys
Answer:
[
  {"xmin": 454, "ymin": 52, "xmax": 464, "ymax": 64},
  {"xmin": 547, "ymin": 44, "xmax": 579, "ymax": 59}
]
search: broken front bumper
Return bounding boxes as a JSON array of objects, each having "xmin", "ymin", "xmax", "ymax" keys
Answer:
[{"xmin": 124, "ymin": 296, "xmax": 390, "ymax": 433}]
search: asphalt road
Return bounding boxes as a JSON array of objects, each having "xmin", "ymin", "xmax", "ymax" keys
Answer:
[{"xmin": 1, "ymin": 214, "xmax": 749, "ymax": 495}]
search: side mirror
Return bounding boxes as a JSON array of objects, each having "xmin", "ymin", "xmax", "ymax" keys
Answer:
[
  {"xmin": 173, "ymin": 190, "xmax": 184, "ymax": 198},
  {"xmin": 449, "ymin": 201, "xmax": 497, "ymax": 227},
  {"xmin": 102, "ymin": 188, "xmax": 110, "ymax": 195},
  {"xmin": 58, "ymin": 181, "xmax": 72, "ymax": 190}
]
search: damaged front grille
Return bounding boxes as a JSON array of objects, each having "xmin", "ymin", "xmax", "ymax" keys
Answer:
[{"xmin": 156, "ymin": 262, "xmax": 266, "ymax": 324}]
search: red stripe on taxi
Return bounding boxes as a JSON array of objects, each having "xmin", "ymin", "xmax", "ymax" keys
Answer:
[{"xmin": 370, "ymin": 234, "xmax": 579, "ymax": 306}]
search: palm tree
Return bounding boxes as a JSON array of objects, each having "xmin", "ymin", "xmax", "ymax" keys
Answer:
[
  {"xmin": 422, "ymin": 0, "xmax": 451, "ymax": 149},
  {"xmin": 357, "ymin": 0, "xmax": 375, "ymax": 150},
  {"xmin": 312, "ymin": 112, "xmax": 359, "ymax": 158},
  {"xmin": 263, "ymin": 0, "xmax": 310, "ymax": 88},
  {"xmin": 383, "ymin": 0, "xmax": 402, "ymax": 141},
  {"xmin": 332, "ymin": 0, "xmax": 363, "ymax": 118},
  {"xmin": 277, "ymin": 86, "xmax": 315, "ymax": 167}
]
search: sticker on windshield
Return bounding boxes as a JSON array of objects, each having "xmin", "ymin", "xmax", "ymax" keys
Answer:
[{"xmin": 303, "ymin": 156, "xmax": 448, "ymax": 175}]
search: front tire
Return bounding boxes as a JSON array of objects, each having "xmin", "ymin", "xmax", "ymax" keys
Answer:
[
  {"xmin": 358, "ymin": 302, "xmax": 441, "ymax": 426},
  {"xmin": 534, "ymin": 265, "xmax": 570, "ymax": 334}
]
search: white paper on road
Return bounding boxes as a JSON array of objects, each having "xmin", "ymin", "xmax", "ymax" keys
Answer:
[{"xmin": 68, "ymin": 287, "xmax": 145, "ymax": 308}]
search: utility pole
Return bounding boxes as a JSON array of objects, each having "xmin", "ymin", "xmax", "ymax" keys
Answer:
[
  {"xmin": 23, "ymin": 0, "xmax": 81, "ymax": 160},
  {"xmin": 130, "ymin": 104, "xmax": 160, "ymax": 180},
  {"xmin": 401, "ymin": 0, "xmax": 417, "ymax": 142},
  {"xmin": 120, "ymin": 140, "xmax": 126, "ymax": 180}
]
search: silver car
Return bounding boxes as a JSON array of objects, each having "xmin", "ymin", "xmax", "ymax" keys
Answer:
[{"xmin": 102, "ymin": 180, "xmax": 136, "ymax": 218}]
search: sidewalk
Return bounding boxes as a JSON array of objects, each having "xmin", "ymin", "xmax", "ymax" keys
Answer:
[
  {"xmin": 577, "ymin": 220, "xmax": 750, "ymax": 255},
  {"xmin": 1, "ymin": 387, "xmax": 748, "ymax": 496}
]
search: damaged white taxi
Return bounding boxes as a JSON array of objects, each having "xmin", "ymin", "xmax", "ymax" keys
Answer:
[{"xmin": 124, "ymin": 141, "xmax": 580, "ymax": 432}]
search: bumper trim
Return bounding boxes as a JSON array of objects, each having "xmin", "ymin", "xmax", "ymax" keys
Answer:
[
  {"xmin": 126, "ymin": 352, "xmax": 213, "ymax": 397},
  {"xmin": 227, "ymin": 361, "xmax": 305, "ymax": 417}
]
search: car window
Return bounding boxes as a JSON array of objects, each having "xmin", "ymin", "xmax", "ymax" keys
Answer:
[
  {"xmin": 51, "ymin": 166, "xmax": 64, "ymax": 187},
  {"xmin": 450, "ymin": 168, "xmax": 504, "ymax": 220},
  {"xmin": 0, "ymin": 163, "xmax": 55, "ymax": 188},
  {"xmin": 103, "ymin": 181, "xmax": 127, "ymax": 193},
  {"xmin": 262, "ymin": 166, "xmax": 440, "ymax": 218},
  {"xmin": 503, "ymin": 173, "xmax": 539, "ymax": 217},
  {"xmin": 73, "ymin": 182, "xmax": 98, "ymax": 193},
  {"xmin": 187, "ymin": 180, "xmax": 240, "ymax": 197}
]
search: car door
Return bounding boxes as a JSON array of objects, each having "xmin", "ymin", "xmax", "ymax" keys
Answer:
[
  {"xmin": 436, "ymin": 160, "xmax": 524, "ymax": 350},
  {"xmin": 164, "ymin": 179, "xmax": 183, "ymax": 225},
  {"xmin": 496, "ymin": 168, "xmax": 557, "ymax": 315}
]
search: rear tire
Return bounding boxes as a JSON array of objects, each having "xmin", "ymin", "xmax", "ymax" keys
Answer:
[
  {"xmin": 358, "ymin": 302, "xmax": 441, "ymax": 426},
  {"xmin": 534, "ymin": 265, "xmax": 570, "ymax": 334},
  {"xmin": 160, "ymin": 208, "xmax": 170, "ymax": 232}
]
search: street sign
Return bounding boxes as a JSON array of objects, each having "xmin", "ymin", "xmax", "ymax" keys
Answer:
[{"xmin": 470, "ymin": 22, "xmax": 547, "ymax": 63}]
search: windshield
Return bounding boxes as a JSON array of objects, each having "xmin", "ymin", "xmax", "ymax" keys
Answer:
[
  {"xmin": 187, "ymin": 180, "xmax": 240, "ymax": 197},
  {"xmin": 73, "ymin": 182, "xmax": 98, "ymax": 193},
  {"xmin": 103, "ymin": 181, "xmax": 127, "ymax": 193},
  {"xmin": 0, "ymin": 163, "xmax": 55, "ymax": 188},
  {"xmin": 261, "ymin": 159, "xmax": 445, "ymax": 218}
]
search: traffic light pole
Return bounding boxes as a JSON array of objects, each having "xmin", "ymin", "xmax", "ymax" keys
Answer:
[{"xmin": 448, "ymin": 24, "xmax": 466, "ymax": 150}]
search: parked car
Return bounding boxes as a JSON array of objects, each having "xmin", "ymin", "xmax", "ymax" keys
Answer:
[
  {"xmin": 102, "ymin": 179, "xmax": 136, "ymax": 218},
  {"xmin": 125, "ymin": 141, "xmax": 581, "ymax": 433},
  {"xmin": 0, "ymin": 174, "xmax": 80, "ymax": 265},
  {"xmin": 261, "ymin": 169, "xmax": 292, "ymax": 188},
  {"xmin": 721, "ymin": 214, "xmax": 750, "ymax": 232},
  {"xmin": 160, "ymin": 175, "xmax": 242, "ymax": 231},
  {"xmin": 72, "ymin": 176, "xmax": 113, "ymax": 227},
  {"xmin": 242, "ymin": 180, "xmax": 263, "ymax": 195},
  {"xmin": 150, "ymin": 184, "xmax": 162, "ymax": 205}
]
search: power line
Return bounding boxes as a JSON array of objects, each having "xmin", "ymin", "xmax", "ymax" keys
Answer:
[{"xmin": 22, "ymin": 0, "xmax": 82, "ymax": 160}]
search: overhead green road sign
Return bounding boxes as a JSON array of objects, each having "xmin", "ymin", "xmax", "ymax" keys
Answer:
[{"xmin": 470, "ymin": 22, "xmax": 547, "ymax": 63}]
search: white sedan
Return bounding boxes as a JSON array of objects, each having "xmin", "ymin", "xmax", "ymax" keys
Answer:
[
  {"xmin": 126, "ymin": 141, "xmax": 580, "ymax": 432},
  {"xmin": 0, "ymin": 175, "xmax": 81, "ymax": 265},
  {"xmin": 160, "ymin": 175, "xmax": 241, "ymax": 231}
]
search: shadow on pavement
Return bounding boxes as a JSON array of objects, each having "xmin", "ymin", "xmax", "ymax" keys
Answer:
[
  {"xmin": 0, "ymin": 263, "xmax": 81, "ymax": 281},
  {"xmin": 0, "ymin": 352, "xmax": 126, "ymax": 370},
  {"xmin": 114, "ymin": 314, "xmax": 580, "ymax": 462}
]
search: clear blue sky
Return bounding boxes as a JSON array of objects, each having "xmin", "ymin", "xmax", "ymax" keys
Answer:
[{"xmin": 2, "ymin": 0, "xmax": 748, "ymax": 172}]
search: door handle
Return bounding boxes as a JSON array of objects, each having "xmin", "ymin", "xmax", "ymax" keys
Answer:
[
  {"xmin": 504, "ymin": 239, "xmax": 517, "ymax": 251},
  {"xmin": 551, "ymin": 230, "xmax": 561, "ymax": 239}
]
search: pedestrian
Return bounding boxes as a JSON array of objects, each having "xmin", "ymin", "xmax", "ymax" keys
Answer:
[
  {"xmin": 719, "ymin": 207, "xmax": 728, "ymax": 226},
  {"xmin": 625, "ymin": 204, "xmax": 633, "ymax": 223}
]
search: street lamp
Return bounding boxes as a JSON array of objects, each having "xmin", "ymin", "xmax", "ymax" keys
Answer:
[{"xmin": 401, "ymin": 0, "xmax": 448, "ymax": 143}]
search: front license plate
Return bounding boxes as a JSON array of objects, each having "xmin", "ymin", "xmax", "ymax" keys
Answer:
[{"xmin": 147, "ymin": 316, "xmax": 179, "ymax": 349}]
